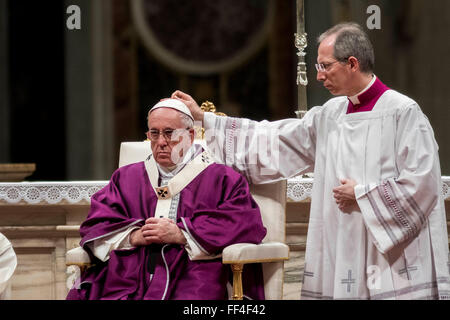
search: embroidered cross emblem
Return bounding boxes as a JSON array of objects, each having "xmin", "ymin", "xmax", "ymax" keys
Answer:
[
  {"xmin": 341, "ymin": 270, "xmax": 356, "ymax": 293},
  {"xmin": 156, "ymin": 186, "xmax": 170, "ymax": 199},
  {"xmin": 399, "ymin": 265, "xmax": 418, "ymax": 280}
]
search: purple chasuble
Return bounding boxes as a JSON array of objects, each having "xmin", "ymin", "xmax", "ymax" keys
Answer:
[
  {"xmin": 66, "ymin": 160, "xmax": 267, "ymax": 300},
  {"xmin": 346, "ymin": 77, "xmax": 389, "ymax": 114}
]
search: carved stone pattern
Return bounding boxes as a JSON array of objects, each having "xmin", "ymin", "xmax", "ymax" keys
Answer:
[
  {"xmin": 0, "ymin": 182, "xmax": 107, "ymax": 204},
  {"xmin": 287, "ymin": 176, "xmax": 450, "ymax": 202},
  {"xmin": 1, "ymin": 178, "xmax": 450, "ymax": 204},
  {"xmin": 287, "ymin": 177, "xmax": 314, "ymax": 202}
]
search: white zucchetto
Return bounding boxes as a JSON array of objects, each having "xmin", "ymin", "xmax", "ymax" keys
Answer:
[{"xmin": 149, "ymin": 99, "xmax": 194, "ymax": 121}]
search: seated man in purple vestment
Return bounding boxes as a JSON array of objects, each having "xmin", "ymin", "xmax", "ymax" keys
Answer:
[{"xmin": 66, "ymin": 99, "xmax": 267, "ymax": 300}]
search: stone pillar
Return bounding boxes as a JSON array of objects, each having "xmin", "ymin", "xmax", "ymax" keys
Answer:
[
  {"xmin": 65, "ymin": 0, "xmax": 93, "ymax": 180},
  {"xmin": 65, "ymin": 0, "xmax": 114, "ymax": 180},
  {"xmin": 304, "ymin": 0, "xmax": 334, "ymax": 107},
  {"xmin": 0, "ymin": 0, "xmax": 9, "ymax": 163},
  {"xmin": 399, "ymin": 0, "xmax": 450, "ymax": 174},
  {"xmin": 111, "ymin": 0, "xmax": 140, "ymax": 162},
  {"xmin": 92, "ymin": 0, "xmax": 114, "ymax": 179},
  {"xmin": 268, "ymin": 0, "xmax": 297, "ymax": 120}
]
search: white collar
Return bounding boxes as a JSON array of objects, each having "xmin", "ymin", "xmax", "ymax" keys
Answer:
[{"xmin": 348, "ymin": 75, "xmax": 377, "ymax": 105}]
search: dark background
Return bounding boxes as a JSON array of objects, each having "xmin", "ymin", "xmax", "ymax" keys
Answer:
[{"xmin": 1, "ymin": 0, "xmax": 449, "ymax": 180}]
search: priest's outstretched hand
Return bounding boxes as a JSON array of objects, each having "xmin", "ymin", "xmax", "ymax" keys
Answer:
[
  {"xmin": 333, "ymin": 179, "xmax": 358, "ymax": 212},
  {"xmin": 130, "ymin": 217, "xmax": 187, "ymax": 246},
  {"xmin": 171, "ymin": 90, "xmax": 205, "ymax": 122}
]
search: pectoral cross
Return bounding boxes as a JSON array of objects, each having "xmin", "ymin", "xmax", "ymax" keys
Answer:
[{"xmin": 156, "ymin": 186, "xmax": 170, "ymax": 199}]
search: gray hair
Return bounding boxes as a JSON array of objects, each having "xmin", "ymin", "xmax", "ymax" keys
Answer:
[{"xmin": 318, "ymin": 22, "xmax": 375, "ymax": 74}]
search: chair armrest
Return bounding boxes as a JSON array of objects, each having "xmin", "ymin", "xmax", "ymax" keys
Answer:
[
  {"xmin": 222, "ymin": 242, "xmax": 289, "ymax": 264},
  {"xmin": 66, "ymin": 246, "xmax": 91, "ymax": 266}
]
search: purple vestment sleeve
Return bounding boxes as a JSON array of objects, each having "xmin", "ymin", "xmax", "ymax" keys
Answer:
[
  {"xmin": 79, "ymin": 165, "xmax": 152, "ymax": 255},
  {"xmin": 177, "ymin": 172, "xmax": 267, "ymax": 255}
]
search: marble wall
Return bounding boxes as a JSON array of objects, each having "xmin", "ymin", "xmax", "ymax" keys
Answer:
[{"xmin": 0, "ymin": 200, "xmax": 90, "ymax": 300}]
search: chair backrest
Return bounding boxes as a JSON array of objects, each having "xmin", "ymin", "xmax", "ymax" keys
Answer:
[
  {"xmin": 249, "ymin": 182, "xmax": 286, "ymax": 243},
  {"xmin": 248, "ymin": 181, "xmax": 286, "ymax": 300},
  {"xmin": 118, "ymin": 141, "xmax": 287, "ymax": 299},
  {"xmin": 118, "ymin": 141, "xmax": 151, "ymax": 168}
]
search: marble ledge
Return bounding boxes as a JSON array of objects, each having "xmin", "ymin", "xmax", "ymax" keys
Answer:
[
  {"xmin": 1, "ymin": 177, "xmax": 450, "ymax": 205},
  {"xmin": 0, "ymin": 225, "xmax": 80, "ymax": 238},
  {"xmin": 286, "ymin": 176, "xmax": 450, "ymax": 202}
]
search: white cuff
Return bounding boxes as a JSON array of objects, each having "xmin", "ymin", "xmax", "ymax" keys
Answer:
[
  {"xmin": 87, "ymin": 226, "xmax": 140, "ymax": 262},
  {"xmin": 354, "ymin": 184, "xmax": 366, "ymax": 199},
  {"xmin": 181, "ymin": 230, "xmax": 221, "ymax": 261},
  {"xmin": 355, "ymin": 183, "xmax": 378, "ymax": 200}
]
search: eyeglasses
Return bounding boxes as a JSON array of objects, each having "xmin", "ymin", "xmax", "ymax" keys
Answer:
[
  {"xmin": 315, "ymin": 58, "xmax": 348, "ymax": 73},
  {"xmin": 146, "ymin": 128, "xmax": 190, "ymax": 141},
  {"xmin": 315, "ymin": 61, "xmax": 340, "ymax": 73}
]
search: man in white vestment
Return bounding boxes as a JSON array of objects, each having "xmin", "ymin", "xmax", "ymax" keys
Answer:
[
  {"xmin": 171, "ymin": 22, "xmax": 450, "ymax": 300},
  {"xmin": 0, "ymin": 233, "xmax": 17, "ymax": 300}
]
